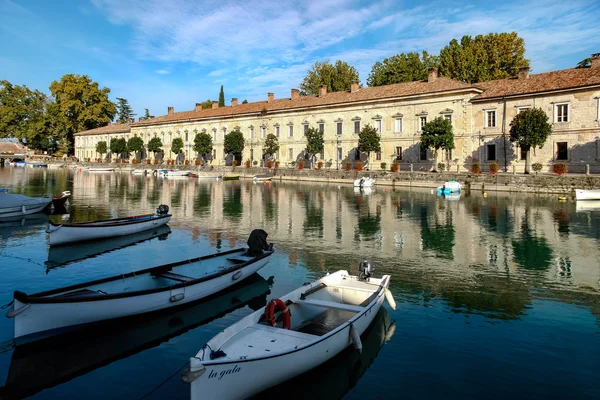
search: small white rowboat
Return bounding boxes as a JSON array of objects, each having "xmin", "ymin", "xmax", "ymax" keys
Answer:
[
  {"xmin": 575, "ymin": 189, "xmax": 600, "ymax": 201},
  {"xmin": 47, "ymin": 205, "xmax": 171, "ymax": 246},
  {"xmin": 353, "ymin": 177, "xmax": 375, "ymax": 187},
  {"xmin": 88, "ymin": 167, "xmax": 115, "ymax": 172},
  {"xmin": 6, "ymin": 229, "xmax": 274, "ymax": 344},
  {"xmin": 0, "ymin": 191, "xmax": 52, "ymax": 219},
  {"xmin": 183, "ymin": 261, "xmax": 395, "ymax": 399}
]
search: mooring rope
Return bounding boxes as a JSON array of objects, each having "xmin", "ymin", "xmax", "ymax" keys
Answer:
[
  {"xmin": 138, "ymin": 359, "xmax": 189, "ymax": 400},
  {"xmin": 0, "ymin": 252, "xmax": 45, "ymax": 267}
]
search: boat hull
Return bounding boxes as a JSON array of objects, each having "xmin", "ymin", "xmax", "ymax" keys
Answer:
[
  {"xmin": 48, "ymin": 214, "xmax": 171, "ymax": 246},
  {"xmin": 575, "ymin": 189, "xmax": 600, "ymax": 201},
  {"xmin": 353, "ymin": 178, "xmax": 374, "ymax": 187},
  {"xmin": 0, "ymin": 194, "xmax": 52, "ymax": 219},
  {"xmin": 88, "ymin": 167, "xmax": 115, "ymax": 172}
]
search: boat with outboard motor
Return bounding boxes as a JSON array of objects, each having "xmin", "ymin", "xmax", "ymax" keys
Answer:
[
  {"xmin": 0, "ymin": 190, "xmax": 52, "ymax": 219},
  {"xmin": 183, "ymin": 261, "xmax": 395, "ymax": 400},
  {"xmin": 437, "ymin": 180, "xmax": 462, "ymax": 195},
  {"xmin": 47, "ymin": 204, "xmax": 171, "ymax": 246},
  {"xmin": 6, "ymin": 229, "xmax": 274, "ymax": 344},
  {"xmin": 354, "ymin": 177, "xmax": 375, "ymax": 188}
]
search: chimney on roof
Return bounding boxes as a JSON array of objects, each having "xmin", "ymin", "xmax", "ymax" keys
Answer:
[
  {"xmin": 212, "ymin": 101, "xmax": 218, "ymax": 109},
  {"xmin": 195, "ymin": 103, "xmax": 202, "ymax": 112},
  {"xmin": 592, "ymin": 53, "xmax": 600, "ymax": 69},
  {"xmin": 291, "ymin": 88, "xmax": 300, "ymax": 99},
  {"xmin": 319, "ymin": 85, "xmax": 327, "ymax": 97},
  {"xmin": 518, "ymin": 67, "xmax": 530, "ymax": 79},
  {"xmin": 168, "ymin": 106, "xmax": 174, "ymax": 115},
  {"xmin": 351, "ymin": 80, "xmax": 359, "ymax": 93},
  {"xmin": 231, "ymin": 98, "xmax": 238, "ymax": 107},
  {"xmin": 428, "ymin": 67, "xmax": 438, "ymax": 82},
  {"xmin": 130, "ymin": 118, "xmax": 135, "ymax": 123},
  {"xmin": 267, "ymin": 93, "xmax": 274, "ymax": 103}
]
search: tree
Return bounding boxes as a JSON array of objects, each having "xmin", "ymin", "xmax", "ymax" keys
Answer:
[
  {"xmin": 49, "ymin": 74, "xmax": 117, "ymax": 154},
  {"xmin": 224, "ymin": 130, "xmax": 245, "ymax": 160},
  {"xmin": 200, "ymin": 99, "xmax": 213, "ymax": 109},
  {"xmin": 140, "ymin": 108, "xmax": 152, "ymax": 120},
  {"xmin": 218, "ymin": 85, "xmax": 225, "ymax": 107},
  {"xmin": 96, "ymin": 141, "xmax": 107, "ymax": 159},
  {"xmin": 0, "ymin": 80, "xmax": 48, "ymax": 147},
  {"xmin": 263, "ymin": 133, "xmax": 280, "ymax": 160},
  {"xmin": 304, "ymin": 127, "xmax": 324, "ymax": 165},
  {"xmin": 420, "ymin": 117, "xmax": 455, "ymax": 170},
  {"xmin": 299, "ymin": 60, "xmax": 360, "ymax": 96},
  {"xmin": 171, "ymin": 137, "xmax": 184, "ymax": 162},
  {"xmin": 357, "ymin": 124, "xmax": 381, "ymax": 162},
  {"xmin": 439, "ymin": 32, "xmax": 529, "ymax": 83},
  {"xmin": 127, "ymin": 136, "xmax": 144, "ymax": 160},
  {"xmin": 367, "ymin": 51, "xmax": 439, "ymax": 86},
  {"xmin": 116, "ymin": 98, "xmax": 135, "ymax": 123},
  {"xmin": 109, "ymin": 137, "xmax": 127, "ymax": 159},
  {"xmin": 509, "ymin": 108, "xmax": 552, "ymax": 174},
  {"xmin": 193, "ymin": 132, "xmax": 213, "ymax": 162},
  {"xmin": 147, "ymin": 137, "xmax": 163, "ymax": 159},
  {"xmin": 242, "ymin": 99, "xmax": 248, "ymax": 104},
  {"xmin": 576, "ymin": 58, "xmax": 592, "ymax": 68}
]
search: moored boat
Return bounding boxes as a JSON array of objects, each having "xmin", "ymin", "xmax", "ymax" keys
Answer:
[
  {"xmin": 88, "ymin": 167, "xmax": 115, "ymax": 172},
  {"xmin": 131, "ymin": 169, "xmax": 149, "ymax": 175},
  {"xmin": 47, "ymin": 204, "xmax": 171, "ymax": 246},
  {"xmin": 51, "ymin": 191, "xmax": 71, "ymax": 209},
  {"xmin": 575, "ymin": 189, "xmax": 600, "ymax": 201},
  {"xmin": 183, "ymin": 262, "xmax": 395, "ymax": 400},
  {"xmin": 223, "ymin": 174, "xmax": 240, "ymax": 181},
  {"xmin": 0, "ymin": 191, "xmax": 53, "ymax": 219},
  {"xmin": 253, "ymin": 174, "xmax": 272, "ymax": 182},
  {"xmin": 437, "ymin": 180, "xmax": 462, "ymax": 194},
  {"xmin": 353, "ymin": 177, "xmax": 375, "ymax": 187},
  {"xmin": 6, "ymin": 229, "xmax": 274, "ymax": 344},
  {"xmin": 164, "ymin": 170, "xmax": 190, "ymax": 177}
]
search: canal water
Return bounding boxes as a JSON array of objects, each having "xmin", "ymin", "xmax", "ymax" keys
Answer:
[{"xmin": 0, "ymin": 167, "xmax": 599, "ymax": 399}]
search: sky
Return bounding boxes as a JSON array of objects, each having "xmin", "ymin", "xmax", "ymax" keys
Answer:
[{"xmin": 1, "ymin": 0, "xmax": 599, "ymax": 119}]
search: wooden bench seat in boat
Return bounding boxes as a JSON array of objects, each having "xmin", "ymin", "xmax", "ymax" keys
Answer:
[
  {"xmin": 222, "ymin": 325, "xmax": 317, "ymax": 359},
  {"xmin": 296, "ymin": 308, "xmax": 357, "ymax": 336},
  {"xmin": 294, "ymin": 298, "xmax": 364, "ymax": 313},
  {"xmin": 55, "ymin": 288, "xmax": 107, "ymax": 298},
  {"xmin": 155, "ymin": 271, "xmax": 195, "ymax": 283},
  {"xmin": 226, "ymin": 256, "xmax": 254, "ymax": 264}
]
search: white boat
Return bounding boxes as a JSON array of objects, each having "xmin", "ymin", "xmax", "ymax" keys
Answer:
[
  {"xmin": 183, "ymin": 262, "xmax": 395, "ymax": 400},
  {"xmin": 253, "ymin": 175, "xmax": 272, "ymax": 182},
  {"xmin": 47, "ymin": 205, "xmax": 172, "ymax": 246},
  {"xmin": 131, "ymin": 169, "xmax": 149, "ymax": 175},
  {"xmin": 575, "ymin": 189, "xmax": 600, "ymax": 201},
  {"xmin": 353, "ymin": 177, "xmax": 375, "ymax": 187},
  {"xmin": 6, "ymin": 229, "xmax": 274, "ymax": 344},
  {"xmin": 164, "ymin": 170, "xmax": 190, "ymax": 177},
  {"xmin": 0, "ymin": 191, "xmax": 52, "ymax": 219},
  {"xmin": 88, "ymin": 167, "xmax": 115, "ymax": 172},
  {"xmin": 437, "ymin": 180, "xmax": 462, "ymax": 194}
]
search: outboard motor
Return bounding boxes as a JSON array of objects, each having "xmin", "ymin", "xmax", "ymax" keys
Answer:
[
  {"xmin": 245, "ymin": 229, "xmax": 270, "ymax": 257},
  {"xmin": 156, "ymin": 204, "xmax": 170, "ymax": 215},
  {"xmin": 358, "ymin": 259, "xmax": 374, "ymax": 282}
]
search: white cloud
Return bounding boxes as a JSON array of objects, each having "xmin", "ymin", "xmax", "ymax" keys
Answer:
[{"xmin": 155, "ymin": 69, "xmax": 170, "ymax": 75}]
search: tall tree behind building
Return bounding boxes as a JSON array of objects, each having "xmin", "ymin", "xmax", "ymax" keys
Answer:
[
  {"xmin": 116, "ymin": 98, "xmax": 136, "ymax": 123},
  {"xmin": 299, "ymin": 60, "xmax": 360, "ymax": 96},
  {"xmin": 219, "ymin": 86, "xmax": 225, "ymax": 107},
  {"xmin": 367, "ymin": 51, "xmax": 439, "ymax": 86}
]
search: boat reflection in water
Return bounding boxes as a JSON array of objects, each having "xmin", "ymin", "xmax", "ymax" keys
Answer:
[
  {"xmin": 575, "ymin": 200, "xmax": 600, "ymax": 212},
  {"xmin": 253, "ymin": 307, "xmax": 395, "ymax": 400},
  {"xmin": 45, "ymin": 224, "xmax": 172, "ymax": 270},
  {"xmin": 0, "ymin": 213, "xmax": 49, "ymax": 238},
  {"xmin": 0, "ymin": 273, "xmax": 273, "ymax": 399}
]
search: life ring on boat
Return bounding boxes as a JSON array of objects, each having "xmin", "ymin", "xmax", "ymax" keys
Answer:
[{"xmin": 265, "ymin": 298, "xmax": 291, "ymax": 329}]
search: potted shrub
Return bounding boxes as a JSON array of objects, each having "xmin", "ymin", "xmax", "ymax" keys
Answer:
[
  {"xmin": 267, "ymin": 160, "xmax": 273, "ymax": 168},
  {"xmin": 437, "ymin": 162, "xmax": 445, "ymax": 172},
  {"xmin": 471, "ymin": 162, "xmax": 481, "ymax": 174},
  {"xmin": 185, "ymin": 160, "xmax": 190, "ymax": 166},
  {"xmin": 195, "ymin": 159, "xmax": 200, "ymax": 166},
  {"xmin": 253, "ymin": 160, "xmax": 258, "ymax": 166},
  {"xmin": 317, "ymin": 161, "xmax": 323, "ymax": 169},
  {"xmin": 532, "ymin": 163, "xmax": 543, "ymax": 175},
  {"xmin": 489, "ymin": 162, "xmax": 499, "ymax": 174},
  {"xmin": 146, "ymin": 159, "xmax": 151, "ymax": 164},
  {"xmin": 97, "ymin": 158, "xmax": 102, "ymax": 163},
  {"xmin": 232, "ymin": 159, "xmax": 238, "ymax": 167},
  {"xmin": 245, "ymin": 160, "xmax": 251, "ymax": 168},
  {"xmin": 553, "ymin": 163, "xmax": 567, "ymax": 175},
  {"xmin": 355, "ymin": 161, "xmax": 364, "ymax": 171},
  {"xmin": 274, "ymin": 161, "xmax": 280, "ymax": 169},
  {"xmin": 325, "ymin": 160, "xmax": 332, "ymax": 169},
  {"xmin": 345, "ymin": 161, "xmax": 352, "ymax": 171},
  {"xmin": 380, "ymin": 162, "xmax": 387, "ymax": 170},
  {"xmin": 154, "ymin": 159, "xmax": 158, "ymax": 165},
  {"xmin": 298, "ymin": 160, "xmax": 305, "ymax": 169},
  {"xmin": 115, "ymin": 159, "xmax": 120, "ymax": 164},
  {"xmin": 391, "ymin": 162, "xmax": 400, "ymax": 172}
]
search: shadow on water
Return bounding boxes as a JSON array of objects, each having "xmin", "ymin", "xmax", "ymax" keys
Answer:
[{"xmin": 0, "ymin": 274, "xmax": 273, "ymax": 400}]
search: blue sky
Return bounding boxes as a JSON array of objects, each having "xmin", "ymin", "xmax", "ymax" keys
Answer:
[{"xmin": 1, "ymin": 0, "xmax": 599, "ymax": 119}]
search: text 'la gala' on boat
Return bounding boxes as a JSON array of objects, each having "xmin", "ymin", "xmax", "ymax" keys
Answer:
[
  {"xmin": 5, "ymin": 229, "xmax": 274, "ymax": 344},
  {"xmin": 182, "ymin": 261, "xmax": 396, "ymax": 400}
]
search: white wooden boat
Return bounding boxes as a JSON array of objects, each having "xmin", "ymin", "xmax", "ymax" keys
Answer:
[
  {"xmin": 6, "ymin": 229, "xmax": 274, "ymax": 344},
  {"xmin": 131, "ymin": 169, "xmax": 149, "ymax": 175},
  {"xmin": 437, "ymin": 180, "xmax": 462, "ymax": 194},
  {"xmin": 575, "ymin": 189, "xmax": 600, "ymax": 201},
  {"xmin": 353, "ymin": 177, "xmax": 375, "ymax": 187},
  {"xmin": 88, "ymin": 167, "xmax": 115, "ymax": 172},
  {"xmin": 183, "ymin": 262, "xmax": 395, "ymax": 400},
  {"xmin": 253, "ymin": 175, "xmax": 272, "ymax": 182},
  {"xmin": 165, "ymin": 170, "xmax": 190, "ymax": 177},
  {"xmin": 0, "ymin": 191, "xmax": 52, "ymax": 219},
  {"xmin": 47, "ymin": 205, "xmax": 172, "ymax": 246}
]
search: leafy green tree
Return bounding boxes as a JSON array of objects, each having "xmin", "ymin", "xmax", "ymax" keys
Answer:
[
  {"xmin": 193, "ymin": 132, "xmax": 213, "ymax": 162},
  {"xmin": 224, "ymin": 130, "xmax": 245, "ymax": 159},
  {"xmin": 171, "ymin": 137, "xmax": 184, "ymax": 162},
  {"xmin": 0, "ymin": 80, "xmax": 48, "ymax": 147},
  {"xmin": 300, "ymin": 60, "xmax": 360, "ymax": 96},
  {"xmin": 241, "ymin": 99, "xmax": 248, "ymax": 104},
  {"xmin": 140, "ymin": 108, "xmax": 151, "ymax": 120},
  {"xmin": 357, "ymin": 124, "xmax": 381, "ymax": 161},
  {"xmin": 200, "ymin": 99, "xmax": 213, "ymax": 110},
  {"xmin": 263, "ymin": 133, "xmax": 280, "ymax": 160},
  {"xmin": 31, "ymin": 101, "xmax": 66, "ymax": 151},
  {"xmin": 439, "ymin": 32, "xmax": 529, "ymax": 83},
  {"xmin": 147, "ymin": 137, "xmax": 163, "ymax": 159},
  {"xmin": 304, "ymin": 127, "xmax": 325, "ymax": 166},
  {"xmin": 116, "ymin": 98, "xmax": 135, "ymax": 123},
  {"xmin": 576, "ymin": 57, "xmax": 592, "ymax": 68},
  {"xmin": 509, "ymin": 108, "xmax": 552, "ymax": 174},
  {"xmin": 109, "ymin": 137, "xmax": 127, "ymax": 159},
  {"xmin": 96, "ymin": 141, "xmax": 107, "ymax": 159},
  {"xmin": 218, "ymin": 85, "xmax": 225, "ymax": 107},
  {"xmin": 367, "ymin": 51, "xmax": 439, "ymax": 86},
  {"xmin": 49, "ymin": 74, "xmax": 117, "ymax": 154},
  {"xmin": 420, "ymin": 117, "xmax": 455, "ymax": 170},
  {"xmin": 127, "ymin": 136, "xmax": 144, "ymax": 159}
]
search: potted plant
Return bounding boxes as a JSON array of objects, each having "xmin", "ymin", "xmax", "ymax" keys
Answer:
[
  {"xmin": 274, "ymin": 161, "xmax": 279, "ymax": 169},
  {"xmin": 267, "ymin": 160, "xmax": 273, "ymax": 168},
  {"xmin": 471, "ymin": 162, "xmax": 481, "ymax": 174},
  {"xmin": 154, "ymin": 159, "xmax": 158, "ymax": 165},
  {"xmin": 317, "ymin": 161, "xmax": 323, "ymax": 170},
  {"xmin": 489, "ymin": 162, "xmax": 499, "ymax": 174},
  {"xmin": 391, "ymin": 163, "xmax": 399, "ymax": 172},
  {"xmin": 245, "ymin": 160, "xmax": 251, "ymax": 168},
  {"xmin": 532, "ymin": 163, "xmax": 543, "ymax": 175},
  {"xmin": 553, "ymin": 163, "xmax": 567, "ymax": 175},
  {"xmin": 298, "ymin": 160, "xmax": 305, "ymax": 169},
  {"xmin": 355, "ymin": 161, "xmax": 364, "ymax": 171},
  {"xmin": 437, "ymin": 162, "xmax": 445, "ymax": 172},
  {"xmin": 380, "ymin": 162, "xmax": 387, "ymax": 170},
  {"xmin": 345, "ymin": 161, "xmax": 352, "ymax": 171}
]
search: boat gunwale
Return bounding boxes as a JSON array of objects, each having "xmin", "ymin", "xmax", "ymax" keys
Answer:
[
  {"xmin": 15, "ymin": 248, "xmax": 273, "ymax": 304},
  {"xmin": 49, "ymin": 213, "xmax": 171, "ymax": 228},
  {"xmin": 198, "ymin": 274, "xmax": 389, "ymax": 366}
]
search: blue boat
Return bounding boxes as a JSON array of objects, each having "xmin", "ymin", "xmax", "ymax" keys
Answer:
[{"xmin": 437, "ymin": 180, "xmax": 462, "ymax": 195}]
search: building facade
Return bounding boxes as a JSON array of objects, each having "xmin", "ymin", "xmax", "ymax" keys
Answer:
[{"xmin": 75, "ymin": 54, "xmax": 600, "ymax": 173}]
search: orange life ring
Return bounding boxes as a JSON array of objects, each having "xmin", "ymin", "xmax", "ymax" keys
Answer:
[{"xmin": 265, "ymin": 298, "xmax": 291, "ymax": 329}]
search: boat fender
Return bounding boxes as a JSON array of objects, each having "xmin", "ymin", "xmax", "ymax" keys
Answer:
[
  {"xmin": 265, "ymin": 298, "xmax": 291, "ymax": 329},
  {"xmin": 350, "ymin": 323, "xmax": 362, "ymax": 353},
  {"xmin": 21, "ymin": 204, "xmax": 26, "ymax": 214},
  {"xmin": 182, "ymin": 357, "xmax": 206, "ymax": 383},
  {"xmin": 385, "ymin": 289, "xmax": 397, "ymax": 310},
  {"xmin": 170, "ymin": 293, "xmax": 185, "ymax": 302},
  {"xmin": 6, "ymin": 303, "xmax": 30, "ymax": 318},
  {"xmin": 232, "ymin": 270, "xmax": 242, "ymax": 281}
]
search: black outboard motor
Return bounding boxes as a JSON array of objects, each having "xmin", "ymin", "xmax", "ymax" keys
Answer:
[
  {"xmin": 157, "ymin": 204, "xmax": 169, "ymax": 215},
  {"xmin": 245, "ymin": 229, "xmax": 270, "ymax": 257},
  {"xmin": 358, "ymin": 259, "xmax": 374, "ymax": 281}
]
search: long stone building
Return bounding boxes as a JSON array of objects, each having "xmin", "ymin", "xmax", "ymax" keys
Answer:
[{"xmin": 75, "ymin": 53, "xmax": 600, "ymax": 173}]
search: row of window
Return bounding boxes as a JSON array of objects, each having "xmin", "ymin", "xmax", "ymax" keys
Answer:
[
  {"xmin": 485, "ymin": 142, "xmax": 569, "ymax": 161},
  {"xmin": 484, "ymin": 103, "xmax": 574, "ymax": 128}
]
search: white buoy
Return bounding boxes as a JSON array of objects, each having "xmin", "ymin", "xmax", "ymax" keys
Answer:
[
  {"xmin": 350, "ymin": 323, "xmax": 362, "ymax": 353},
  {"xmin": 21, "ymin": 204, "xmax": 26, "ymax": 214},
  {"xmin": 385, "ymin": 289, "xmax": 397, "ymax": 310}
]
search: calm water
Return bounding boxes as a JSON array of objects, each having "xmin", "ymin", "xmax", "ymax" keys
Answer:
[{"xmin": 0, "ymin": 167, "xmax": 599, "ymax": 399}]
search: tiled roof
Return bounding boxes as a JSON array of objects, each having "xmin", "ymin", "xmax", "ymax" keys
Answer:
[
  {"xmin": 74, "ymin": 123, "xmax": 131, "ymax": 136},
  {"xmin": 0, "ymin": 142, "xmax": 26, "ymax": 155},
  {"xmin": 473, "ymin": 67, "xmax": 600, "ymax": 100},
  {"xmin": 134, "ymin": 77, "xmax": 476, "ymax": 126}
]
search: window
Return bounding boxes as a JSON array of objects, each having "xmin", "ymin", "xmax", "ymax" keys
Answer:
[
  {"xmin": 318, "ymin": 123, "xmax": 324, "ymax": 133},
  {"xmin": 556, "ymin": 142, "xmax": 568, "ymax": 160},
  {"xmin": 517, "ymin": 106, "xmax": 531, "ymax": 114},
  {"xmin": 337, "ymin": 147, "xmax": 342, "ymax": 161},
  {"xmin": 376, "ymin": 152, "xmax": 381, "ymax": 161},
  {"xmin": 261, "ymin": 126, "xmax": 266, "ymax": 138},
  {"xmin": 396, "ymin": 146, "xmax": 403, "ymax": 161},
  {"xmin": 555, "ymin": 103, "xmax": 569, "ymax": 123},
  {"xmin": 185, "ymin": 132, "xmax": 188, "ymax": 142},
  {"xmin": 597, "ymin": 98, "xmax": 600, "ymax": 121},
  {"xmin": 419, "ymin": 116, "xmax": 427, "ymax": 130},
  {"xmin": 520, "ymin": 146, "xmax": 527, "ymax": 160},
  {"xmin": 250, "ymin": 149, "xmax": 254, "ymax": 160},
  {"xmin": 375, "ymin": 119, "xmax": 382, "ymax": 133},
  {"xmin": 212, "ymin": 149, "xmax": 216, "ymax": 160},
  {"xmin": 288, "ymin": 125, "xmax": 293, "ymax": 138},
  {"xmin": 444, "ymin": 114, "xmax": 452, "ymax": 123},
  {"xmin": 288, "ymin": 148, "xmax": 293, "ymax": 160},
  {"xmin": 250, "ymin": 126, "xmax": 254, "ymax": 139},
  {"xmin": 487, "ymin": 144, "xmax": 496, "ymax": 161},
  {"xmin": 419, "ymin": 146, "xmax": 427, "ymax": 161},
  {"xmin": 275, "ymin": 126, "xmax": 280, "ymax": 137},
  {"xmin": 303, "ymin": 124, "xmax": 309, "ymax": 135},
  {"xmin": 337, "ymin": 122, "xmax": 343, "ymax": 135},
  {"xmin": 394, "ymin": 118, "xmax": 403, "ymax": 133},
  {"xmin": 354, "ymin": 120, "xmax": 360, "ymax": 134},
  {"xmin": 486, "ymin": 110, "xmax": 496, "ymax": 128}
]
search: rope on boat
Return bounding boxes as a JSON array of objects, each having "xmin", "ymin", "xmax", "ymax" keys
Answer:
[{"xmin": 138, "ymin": 359, "xmax": 189, "ymax": 400}]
